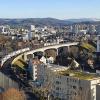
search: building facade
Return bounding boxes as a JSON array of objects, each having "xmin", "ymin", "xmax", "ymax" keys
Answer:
[
  {"xmin": 28, "ymin": 58, "xmax": 46, "ymax": 84},
  {"xmin": 45, "ymin": 65, "xmax": 100, "ymax": 100},
  {"xmin": 97, "ymin": 35, "xmax": 100, "ymax": 52}
]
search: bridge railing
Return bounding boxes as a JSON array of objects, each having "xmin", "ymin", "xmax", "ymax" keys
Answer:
[
  {"xmin": 0, "ymin": 42, "xmax": 79, "ymax": 68},
  {"xmin": 44, "ymin": 42, "xmax": 59, "ymax": 46},
  {"xmin": 0, "ymin": 48, "xmax": 30, "ymax": 67}
]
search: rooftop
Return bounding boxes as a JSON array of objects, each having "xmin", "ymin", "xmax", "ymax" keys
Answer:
[
  {"xmin": 48, "ymin": 64, "xmax": 69, "ymax": 72},
  {"xmin": 58, "ymin": 69, "xmax": 100, "ymax": 80},
  {"xmin": 48, "ymin": 65, "xmax": 100, "ymax": 80}
]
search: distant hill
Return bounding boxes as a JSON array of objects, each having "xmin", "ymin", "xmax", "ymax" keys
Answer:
[
  {"xmin": 65, "ymin": 18, "xmax": 100, "ymax": 23},
  {"xmin": 0, "ymin": 18, "xmax": 100, "ymax": 27},
  {"xmin": 0, "ymin": 18, "xmax": 72, "ymax": 27}
]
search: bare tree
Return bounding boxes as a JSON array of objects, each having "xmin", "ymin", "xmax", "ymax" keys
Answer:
[{"xmin": 2, "ymin": 88, "xmax": 26, "ymax": 100}]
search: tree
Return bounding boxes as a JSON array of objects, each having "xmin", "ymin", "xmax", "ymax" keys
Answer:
[
  {"xmin": 0, "ymin": 93, "xmax": 3, "ymax": 100},
  {"xmin": 2, "ymin": 88, "xmax": 26, "ymax": 100},
  {"xmin": 45, "ymin": 49, "xmax": 57, "ymax": 59}
]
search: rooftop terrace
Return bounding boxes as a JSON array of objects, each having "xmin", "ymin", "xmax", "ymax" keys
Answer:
[
  {"xmin": 58, "ymin": 69, "xmax": 100, "ymax": 80},
  {"xmin": 48, "ymin": 65, "xmax": 100, "ymax": 80}
]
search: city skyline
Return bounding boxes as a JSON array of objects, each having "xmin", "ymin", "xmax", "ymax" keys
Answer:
[{"xmin": 0, "ymin": 0, "xmax": 100, "ymax": 19}]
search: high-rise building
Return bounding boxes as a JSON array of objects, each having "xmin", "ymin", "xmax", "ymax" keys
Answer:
[
  {"xmin": 96, "ymin": 25, "xmax": 100, "ymax": 34},
  {"xmin": 88, "ymin": 25, "xmax": 96, "ymax": 34},
  {"xmin": 97, "ymin": 35, "xmax": 100, "ymax": 52},
  {"xmin": 28, "ymin": 32, "xmax": 33, "ymax": 40},
  {"xmin": 72, "ymin": 24, "xmax": 79, "ymax": 34}
]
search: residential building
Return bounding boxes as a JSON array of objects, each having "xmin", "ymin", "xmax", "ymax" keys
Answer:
[
  {"xmin": 88, "ymin": 25, "xmax": 96, "ymax": 34},
  {"xmin": 0, "ymin": 25, "xmax": 10, "ymax": 34},
  {"xmin": 31, "ymin": 25, "xmax": 35, "ymax": 31},
  {"xmin": 96, "ymin": 84, "xmax": 100, "ymax": 100},
  {"xmin": 28, "ymin": 58, "xmax": 46, "ymax": 84},
  {"xmin": 97, "ymin": 35, "xmax": 100, "ymax": 52},
  {"xmin": 45, "ymin": 65, "xmax": 100, "ymax": 100},
  {"xmin": 72, "ymin": 24, "xmax": 79, "ymax": 34},
  {"xmin": 40, "ymin": 56, "xmax": 47, "ymax": 64},
  {"xmin": 96, "ymin": 25, "xmax": 100, "ymax": 34},
  {"xmin": 47, "ymin": 56, "xmax": 55, "ymax": 64}
]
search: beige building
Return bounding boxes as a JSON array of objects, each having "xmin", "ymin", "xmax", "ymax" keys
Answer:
[{"xmin": 45, "ymin": 65, "xmax": 100, "ymax": 100}]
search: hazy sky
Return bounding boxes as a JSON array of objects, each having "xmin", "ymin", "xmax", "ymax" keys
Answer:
[{"xmin": 0, "ymin": 0, "xmax": 100, "ymax": 19}]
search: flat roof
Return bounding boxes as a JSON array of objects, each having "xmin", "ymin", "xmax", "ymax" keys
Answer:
[
  {"xmin": 58, "ymin": 69, "xmax": 100, "ymax": 80},
  {"xmin": 48, "ymin": 64, "xmax": 69, "ymax": 72},
  {"xmin": 48, "ymin": 65, "xmax": 100, "ymax": 80}
]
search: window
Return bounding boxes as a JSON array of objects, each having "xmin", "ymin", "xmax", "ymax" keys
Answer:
[
  {"xmin": 56, "ymin": 75, "xmax": 61, "ymax": 79},
  {"xmin": 55, "ymin": 92, "xmax": 59, "ymax": 97},
  {"xmin": 73, "ymin": 86, "xmax": 76, "ymax": 89},
  {"xmin": 79, "ymin": 87, "xmax": 82, "ymax": 91},
  {"xmin": 67, "ymin": 78, "xmax": 69, "ymax": 82},
  {"xmin": 67, "ymin": 90, "xmax": 69, "ymax": 94},
  {"xmin": 98, "ymin": 36, "xmax": 100, "ymax": 40},
  {"xmin": 56, "ymin": 81, "xmax": 61, "ymax": 85},
  {"xmin": 70, "ymin": 85, "xmax": 72, "ymax": 88},
  {"xmin": 67, "ymin": 96, "xmax": 69, "ymax": 99},
  {"xmin": 56, "ymin": 87, "xmax": 60, "ymax": 91},
  {"xmin": 75, "ymin": 92, "xmax": 77, "ymax": 96},
  {"xmin": 70, "ymin": 97, "xmax": 72, "ymax": 100}
]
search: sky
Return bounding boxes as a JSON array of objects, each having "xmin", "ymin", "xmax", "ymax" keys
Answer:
[{"xmin": 0, "ymin": 0, "xmax": 100, "ymax": 19}]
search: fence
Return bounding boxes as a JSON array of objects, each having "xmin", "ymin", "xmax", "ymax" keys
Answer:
[{"xmin": 0, "ymin": 72, "xmax": 18, "ymax": 91}]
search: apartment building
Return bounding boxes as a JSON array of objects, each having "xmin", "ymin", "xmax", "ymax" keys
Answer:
[
  {"xmin": 45, "ymin": 65, "xmax": 100, "ymax": 100},
  {"xmin": 28, "ymin": 58, "xmax": 46, "ymax": 84},
  {"xmin": 97, "ymin": 35, "xmax": 100, "ymax": 52}
]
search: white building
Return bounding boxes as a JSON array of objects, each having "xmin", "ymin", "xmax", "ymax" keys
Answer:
[
  {"xmin": 40, "ymin": 56, "xmax": 47, "ymax": 64},
  {"xmin": 45, "ymin": 65, "xmax": 100, "ymax": 100},
  {"xmin": 28, "ymin": 32, "xmax": 33, "ymax": 40},
  {"xmin": 42, "ymin": 26, "xmax": 48, "ymax": 31},
  {"xmin": 22, "ymin": 33, "xmax": 29, "ymax": 41},
  {"xmin": 47, "ymin": 56, "xmax": 55, "ymax": 64},
  {"xmin": 78, "ymin": 30, "xmax": 87, "ymax": 35},
  {"xmin": 31, "ymin": 25, "xmax": 35, "ymax": 31},
  {"xmin": 0, "ymin": 25, "xmax": 10, "ymax": 34}
]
